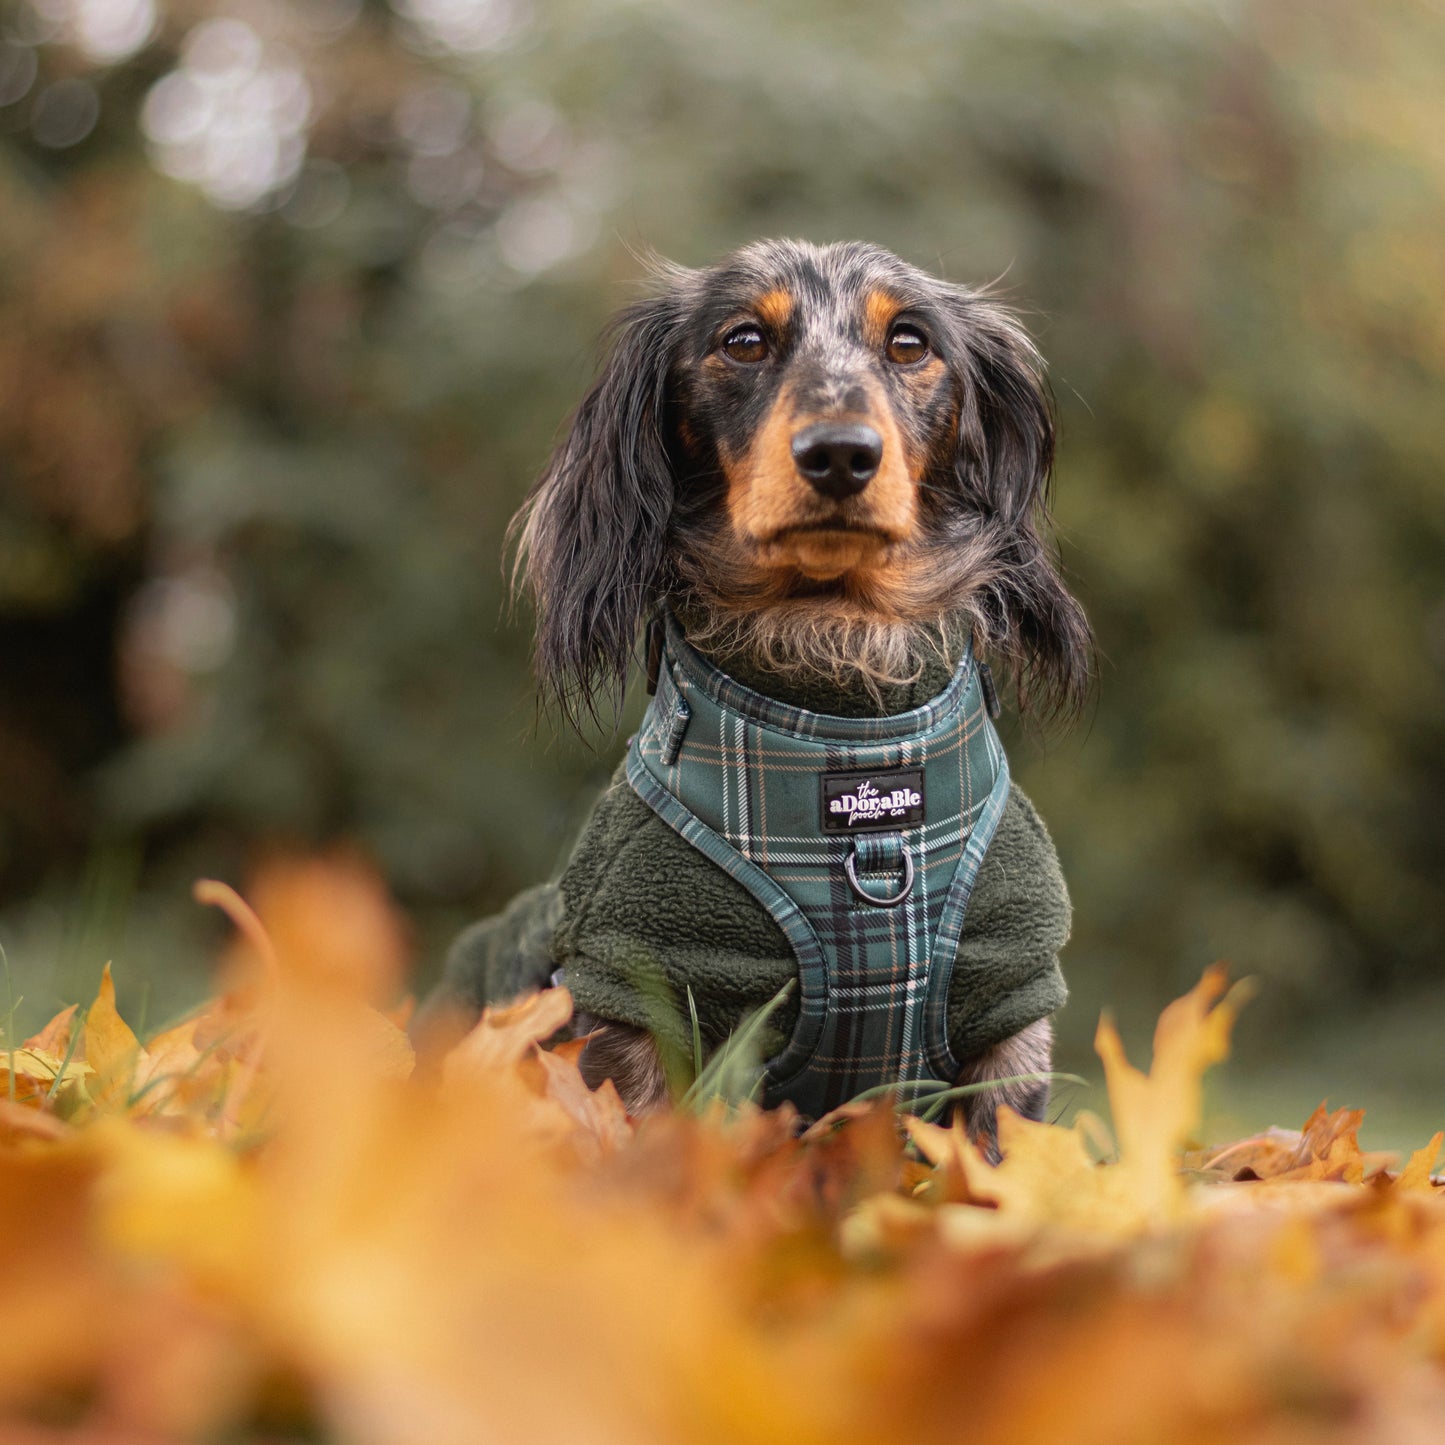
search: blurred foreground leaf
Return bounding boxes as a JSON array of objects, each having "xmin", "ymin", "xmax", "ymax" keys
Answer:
[{"xmin": 1, "ymin": 864, "xmax": 1444, "ymax": 1442}]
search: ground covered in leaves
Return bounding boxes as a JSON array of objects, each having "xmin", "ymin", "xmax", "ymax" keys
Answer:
[{"xmin": 3, "ymin": 860, "xmax": 1444, "ymax": 1444}]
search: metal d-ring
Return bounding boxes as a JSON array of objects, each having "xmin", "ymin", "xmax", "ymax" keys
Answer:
[{"xmin": 844, "ymin": 844, "xmax": 915, "ymax": 907}]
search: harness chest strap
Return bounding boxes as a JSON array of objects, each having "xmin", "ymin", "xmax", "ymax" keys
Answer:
[{"xmin": 624, "ymin": 615, "xmax": 1011, "ymax": 1119}]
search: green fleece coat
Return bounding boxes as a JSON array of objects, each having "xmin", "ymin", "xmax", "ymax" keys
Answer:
[{"xmin": 433, "ymin": 639, "xmax": 1072, "ymax": 1071}]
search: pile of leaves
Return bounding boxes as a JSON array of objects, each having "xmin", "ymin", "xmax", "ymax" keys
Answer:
[{"xmin": 3, "ymin": 860, "xmax": 1444, "ymax": 1444}]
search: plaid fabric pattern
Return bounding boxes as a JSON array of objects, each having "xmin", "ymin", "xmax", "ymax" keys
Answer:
[{"xmin": 626, "ymin": 612, "xmax": 1010, "ymax": 1119}]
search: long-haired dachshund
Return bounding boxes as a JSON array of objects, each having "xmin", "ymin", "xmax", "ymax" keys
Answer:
[{"xmin": 419, "ymin": 239, "xmax": 1091, "ymax": 1156}]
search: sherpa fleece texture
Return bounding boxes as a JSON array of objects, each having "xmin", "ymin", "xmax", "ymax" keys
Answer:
[{"xmin": 434, "ymin": 637, "xmax": 1071, "ymax": 1068}]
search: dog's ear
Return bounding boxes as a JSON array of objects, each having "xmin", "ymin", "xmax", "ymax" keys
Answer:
[
  {"xmin": 512, "ymin": 279, "xmax": 691, "ymax": 729},
  {"xmin": 948, "ymin": 292, "xmax": 1093, "ymax": 718}
]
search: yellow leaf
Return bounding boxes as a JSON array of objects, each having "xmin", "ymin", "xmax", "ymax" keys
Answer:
[
  {"xmin": 1397, "ymin": 1132, "xmax": 1443, "ymax": 1192},
  {"xmin": 912, "ymin": 968, "xmax": 1251, "ymax": 1239},
  {"xmin": 83, "ymin": 963, "xmax": 147, "ymax": 1112},
  {"xmin": 1094, "ymin": 963, "xmax": 1251, "ymax": 1222},
  {"xmin": 22, "ymin": 1003, "xmax": 77, "ymax": 1056},
  {"xmin": 1, "ymin": 1046, "xmax": 93, "ymax": 1107},
  {"xmin": 4, "ymin": 1047, "xmax": 82, "ymax": 1085},
  {"xmin": 119, "ymin": 1015, "xmax": 210, "ymax": 1120},
  {"xmin": 93, "ymin": 1119, "xmax": 261, "ymax": 1293}
]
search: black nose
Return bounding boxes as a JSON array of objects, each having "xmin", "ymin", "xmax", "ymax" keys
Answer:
[{"xmin": 791, "ymin": 422, "xmax": 883, "ymax": 500}]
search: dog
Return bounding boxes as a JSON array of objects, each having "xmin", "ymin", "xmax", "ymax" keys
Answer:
[{"xmin": 419, "ymin": 239, "xmax": 1091, "ymax": 1156}]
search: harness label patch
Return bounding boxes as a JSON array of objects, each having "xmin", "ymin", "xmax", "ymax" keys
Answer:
[{"xmin": 820, "ymin": 768, "xmax": 927, "ymax": 833}]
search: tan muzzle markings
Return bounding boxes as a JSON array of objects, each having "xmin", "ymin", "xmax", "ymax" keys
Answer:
[{"xmin": 724, "ymin": 383, "xmax": 918, "ymax": 583}]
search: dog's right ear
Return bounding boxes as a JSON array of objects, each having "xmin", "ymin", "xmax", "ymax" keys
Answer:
[{"xmin": 511, "ymin": 279, "xmax": 691, "ymax": 730}]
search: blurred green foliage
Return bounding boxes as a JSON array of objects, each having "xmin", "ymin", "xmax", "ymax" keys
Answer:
[{"xmin": 1, "ymin": 0, "xmax": 1442, "ymax": 1088}]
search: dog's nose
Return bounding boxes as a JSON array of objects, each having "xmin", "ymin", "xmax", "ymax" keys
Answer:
[{"xmin": 791, "ymin": 422, "xmax": 883, "ymax": 500}]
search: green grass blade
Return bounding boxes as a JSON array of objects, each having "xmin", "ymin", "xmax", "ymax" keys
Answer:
[
  {"xmin": 686, "ymin": 985, "xmax": 703, "ymax": 1083},
  {"xmin": 45, "ymin": 1005, "xmax": 90, "ymax": 1105},
  {"xmin": 847, "ymin": 1078, "xmax": 959, "ymax": 1104},
  {"xmin": 911, "ymin": 1071, "xmax": 1087, "ymax": 1124},
  {"xmin": 681, "ymin": 979, "xmax": 795, "ymax": 1114}
]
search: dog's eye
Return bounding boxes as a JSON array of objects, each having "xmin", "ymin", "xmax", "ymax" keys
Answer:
[
  {"xmin": 721, "ymin": 326, "xmax": 768, "ymax": 364},
  {"xmin": 886, "ymin": 325, "xmax": 929, "ymax": 365}
]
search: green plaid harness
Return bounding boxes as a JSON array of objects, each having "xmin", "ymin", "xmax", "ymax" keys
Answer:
[{"xmin": 625, "ymin": 615, "xmax": 1011, "ymax": 1118}]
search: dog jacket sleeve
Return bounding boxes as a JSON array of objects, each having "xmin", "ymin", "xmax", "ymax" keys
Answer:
[{"xmin": 430, "ymin": 881, "xmax": 563, "ymax": 1018}]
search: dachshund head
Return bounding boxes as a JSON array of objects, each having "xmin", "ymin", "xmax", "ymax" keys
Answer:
[{"xmin": 514, "ymin": 239, "xmax": 1091, "ymax": 727}]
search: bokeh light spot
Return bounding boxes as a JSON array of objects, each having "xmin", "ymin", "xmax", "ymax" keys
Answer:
[
  {"xmin": 141, "ymin": 18, "xmax": 312, "ymax": 210},
  {"xmin": 406, "ymin": 148, "xmax": 484, "ymax": 210},
  {"xmin": 282, "ymin": 158, "xmax": 351, "ymax": 229},
  {"xmin": 182, "ymin": 16, "xmax": 261, "ymax": 79},
  {"xmin": 391, "ymin": 0, "xmax": 528, "ymax": 56},
  {"xmin": 494, "ymin": 194, "xmax": 578, "ymax": 276},
  {"xmin": 31, "ymin": 76, "xmax": 99, "ymax": 147},
  {"xmin": 490, "ymin": 98, "xmax": 567, "ymax": 174},
  {"xmin": 0, "ymin": 44, "xmax": 39, "ymax": 106},
  {"xmin": 394, "ymin": 82, "xmax": 470, "ymax": 155},
  {"xmin": 69, "ymin": 0, "xmax": 156, "ymax": 63}
]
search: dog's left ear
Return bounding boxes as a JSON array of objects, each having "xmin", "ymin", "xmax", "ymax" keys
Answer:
[
  {"xmin": 948, "ymin": 293, "xmax": 1093, "ymax": 717},
  {"xmin": 511, "ymin": 276, "xmax": 692, "ymax": 729}
]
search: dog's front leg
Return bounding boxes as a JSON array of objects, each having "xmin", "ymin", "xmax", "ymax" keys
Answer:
[
  {"xmin": 574, "ymin": 1014, "xmax": 670, "ymax": 1116},
  {"xmin": 956, "ymin": 1017, "xmax": 1054, "ymax": 1164}
]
